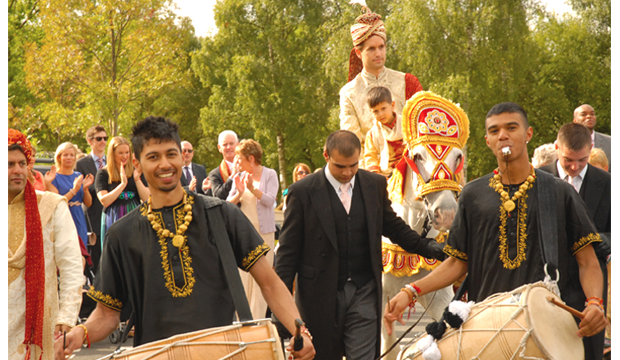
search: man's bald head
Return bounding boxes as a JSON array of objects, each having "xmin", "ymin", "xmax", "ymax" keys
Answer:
[{"xmin": 573, "ymin": 104, "xmax": 596, "ymax": 132}]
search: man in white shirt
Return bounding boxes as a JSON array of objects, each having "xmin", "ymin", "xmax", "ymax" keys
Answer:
[
  {"xmin": 208, "ymin": 130, "xmax": 239, "ymax": 199},
  {"xmin": 573, "ymin": 104, "xmax": 611, "ymax": 172}
]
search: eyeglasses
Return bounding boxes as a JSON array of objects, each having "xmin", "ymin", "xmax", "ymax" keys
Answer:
[
  {"xmin": 183, "ymin": 149, "xmax": 194, "ymax": 153},
  {"xmin": 91, "ymin": 136, "xmax": 108, "ymax": 142},
  {"xmin": 297, "ymin": 170, "xmax": 309, "ymax": 175}
]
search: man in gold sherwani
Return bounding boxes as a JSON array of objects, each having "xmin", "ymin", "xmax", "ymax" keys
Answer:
[
  {"xmin": 339, "ymin": 5, "xmax": 423, "ymax": 167},
  {"xmin": 8, "ymin": 129, "xmax": 83, "ymax": 360}
]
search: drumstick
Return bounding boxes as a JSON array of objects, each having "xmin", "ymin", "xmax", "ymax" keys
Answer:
[
  {"xmin": 387, "ymin": 295, "xmax": 395, "ymax": 313},
  {"xmin": 293, "ymin": 318, "xmax": 304, "ymax": 351},
  {"xmin": 546, "ymin": 296, "xmax": 585, "ymax": 319}
]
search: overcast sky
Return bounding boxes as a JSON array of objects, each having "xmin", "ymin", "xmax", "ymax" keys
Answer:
[{"xmin": 173, "ymin": 0, "xmax": 576, "ymax": 38}]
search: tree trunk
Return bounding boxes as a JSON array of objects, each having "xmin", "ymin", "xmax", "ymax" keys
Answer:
[{"xmin": 276, "ymin": 130, "xmax": 288, "ymax": 195}]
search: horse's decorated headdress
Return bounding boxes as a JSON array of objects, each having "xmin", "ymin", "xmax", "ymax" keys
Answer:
[{"xmin": 389, "ymin": 91, "xmax": 470, "ymax": 203}]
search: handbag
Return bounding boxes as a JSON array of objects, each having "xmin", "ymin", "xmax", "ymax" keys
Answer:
[{"xmin": 84, "ymin": 211, "xmax": 97, "ymax": 246}]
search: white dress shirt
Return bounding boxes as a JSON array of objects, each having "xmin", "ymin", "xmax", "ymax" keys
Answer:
[
  {"xmin": 556, "ymin": 161, "xmax": 588, "ymax": 193},
  {"xmin": 324, "ymin": 165, "xmax": 356, "ymax": 199}
]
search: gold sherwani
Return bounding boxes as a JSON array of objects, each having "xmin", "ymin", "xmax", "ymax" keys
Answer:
[
  {"xmin": 8, "ymin": 191, "xmax": 83, "ymax": 360},
  {"xmin": 339, "ymin": 67, "xmax": 407, "ymax": 148}
]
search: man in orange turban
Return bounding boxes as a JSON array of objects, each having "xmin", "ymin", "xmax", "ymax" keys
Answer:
[
  {"xmin": 339, "ymin": 5, "xmax": 424, "ymax": 167},
  {"xmin": 8, "ymin": 129, "xmax": 83, "ymax": 360}
]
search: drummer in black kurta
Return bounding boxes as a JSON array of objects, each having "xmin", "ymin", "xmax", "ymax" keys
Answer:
[
  {"xmin": 55, "ymin": 116, "xmax": 316, "ymax": 360},
  {"xmin": 385, "ymin": 102, "xmax": 607, "ymax": 349},
  {"xmin": 442, "ymin": 170, "xmax": 599, "ymax": 302},
  {"xmin": 86, "ymin": 190, "xmax": 269, "ymax": 345}
]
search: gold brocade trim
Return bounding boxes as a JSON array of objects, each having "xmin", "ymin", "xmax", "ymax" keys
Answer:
[
  {"xmin": 402, "ymin": 92, "xmax": 470, "ymax": 149},
  {"xmin": 242, "ymin": 243, "xmax": 271, "ymax": 271},
  {"xmin": 443, "ymin": 244, "xmax": 468, "ymax": 262},
  {"xmin": 490, "ymin": 176, "xmax": 532, "ymax": 269},
  {"xmin": 416, "ymin": 176, "xmax": 462, "ymax": 198},
  {"xmin": 572, "ymin": 233, "xmax": 602, "ymax": 254},
  {"xmin": 87, "ymin": 287, "xmax": 123, "ymax": 311},
  {"xmin": 143, "ymin": 196, "xmax": 197, "ymax": 297},
  {"xmin": 387, "ymin": 168, "xmax": 404, "ymax": 204},
  {"xmin": 381, "ymin": 233, "xmax": 447, "ymax": 276}
]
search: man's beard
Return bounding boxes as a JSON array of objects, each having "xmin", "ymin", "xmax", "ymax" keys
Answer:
[{"xmin": 157, "ymin": 182, "xmax": 179, "ymax": 193}]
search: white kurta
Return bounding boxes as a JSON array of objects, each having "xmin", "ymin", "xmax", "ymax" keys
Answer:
[
  {"xmin": 339, "ymin": 67, "xmax": 407, "ymax": 147},
  {"xmin": 8, "ymin": 191, "xmax": 83, "ymax": 360}
]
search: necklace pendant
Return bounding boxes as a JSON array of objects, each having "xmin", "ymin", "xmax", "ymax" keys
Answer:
[
  {"xmin": 503, "ymin": 200, "xmax": 516, "ymax": 212},
  {"xmin": 172, "ymin": 235, "xmax": 184, "ymax": 248}
]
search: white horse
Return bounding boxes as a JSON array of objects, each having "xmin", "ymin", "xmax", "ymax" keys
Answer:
[{"xmin": 380, "ymin": 141, "xmax": 465, "ymax": 360}]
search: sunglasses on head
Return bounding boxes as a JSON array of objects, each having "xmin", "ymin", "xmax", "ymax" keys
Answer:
[
  {"xmin": 183, "ymin": 149, "xmax": 194, "ymax": 153},
  {"xmin": 92, "ymin": 136, "xmax": 108, "ymax": 142}
]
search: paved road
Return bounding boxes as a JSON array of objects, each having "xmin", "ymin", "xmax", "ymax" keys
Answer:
[{"xmin": 69, "ymin": 302, "xmax": 432, "ymax": 360}]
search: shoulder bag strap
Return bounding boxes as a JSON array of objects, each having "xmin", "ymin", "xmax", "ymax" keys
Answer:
[
  {"xmin": 535, "ymin": 169, "xmax": 559, "ymax": 278},
  {"xmin": 201, "ymin": 196, "xmax": 253, "ymax": 322}
]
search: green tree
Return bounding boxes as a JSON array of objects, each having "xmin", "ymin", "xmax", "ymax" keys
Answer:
[
  {"xmin": 135, "ymin": 16, "xmax": 213, "ymax": 167},
  {"xmin": 382, "ymin": 0, "xmax": 612, "ymax": 179},
  {"xmin": 8, "ymin": 0, "xmax": 52, "ymax": 150},
  {"xmin": 192, "ymin": 0, "xmax": 338, "ymax": 190},
  {"xmin": 24, "ymin": 0, "xmax": 190, "ymax": 140}
]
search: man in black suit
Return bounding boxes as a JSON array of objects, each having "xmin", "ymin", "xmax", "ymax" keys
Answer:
[
  {"xmin": 275, "ymin": 130, "xmax": 446, "ymax": 360},
  {"xmin": 540, "ymin": 122, "xmax": 610, "ymax": 360},
  {"xmin": 573, "ymin": 104, "xmax": 611, "ymax": 172},
  {"xmin": 208, "ymin": 130, "xmax": 239, "ymax": 199},
  {"xmin": 76, "ymin": 125, "xmax": 108, "ymax": 273},
  {"xmin": 180, "ymin": 141, "xmax": 210, "ymax": 195}
]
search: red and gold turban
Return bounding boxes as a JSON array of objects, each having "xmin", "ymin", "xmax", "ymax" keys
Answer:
[
  {"xmin": 348, "ymin": 4, "xmax": 387, "ymax": 81},
  {"xmin": 8, "ymin": 128, "xmax": 34, "ymax": 163},
  {"xmin": 350, "ymin": 10, "xmax": 387, "ymax": 47}
]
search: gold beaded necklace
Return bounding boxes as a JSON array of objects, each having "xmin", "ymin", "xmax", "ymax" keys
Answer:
[
  {"xmin": 147, "ymin": 190, "xmax": 193, "ymax": 248},
  {"xmin": 491, "ymin": 166, "xmax": 536, "ymax": 212},
  {"xmin": 489, "ymin": 165, "xmax": 536, "ymax": 269}
]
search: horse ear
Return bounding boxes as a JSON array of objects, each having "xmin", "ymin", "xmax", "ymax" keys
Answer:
[
  {"xmin": 404, "ymin": 154, "xmax": 420, "ymax": 175},
  {"xmin": 455, "ymin": 155, "xmax": 464, "ymax": 176}
]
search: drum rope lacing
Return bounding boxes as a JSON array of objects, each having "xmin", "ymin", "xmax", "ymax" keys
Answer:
[
  {"xmin": 107, "ymin": 323, "xmax": 278, "ymax": 360},
  {"xmin": 408, "ymin": 285, "xmax": 558, "ymax": 360}
]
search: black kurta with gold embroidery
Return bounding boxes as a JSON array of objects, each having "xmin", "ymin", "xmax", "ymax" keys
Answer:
[
  {"xmin": 87, "ymin": 192, "xmax": 270, "ymax": 346},
  {"xmin": 443, "ymin": 171, "xmax": 600, "ymax": 302}
]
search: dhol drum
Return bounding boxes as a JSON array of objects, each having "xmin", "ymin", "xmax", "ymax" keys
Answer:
[
  {"xmin": 398, "ymin": 282, "xmax": 584, "ymax": 360},
  {"xmin": 111, "ymin": 319, "xmax": 284, "ymax": 360}
]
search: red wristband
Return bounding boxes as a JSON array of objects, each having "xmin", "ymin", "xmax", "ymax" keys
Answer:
[{"xmin": 411, "ymin": 283, "xmax": 422, "ymax": 295}]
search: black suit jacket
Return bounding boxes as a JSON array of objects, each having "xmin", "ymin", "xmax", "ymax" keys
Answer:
[
  {"xmin": 180, "ymin": 163, "xmax": 210, "ymax": 195},
  {"xmin": 208, "ymin": 166, "xmax": 234, "ymax": 200},
  {"xmin": 539, "ymin": 161, "xmax": 610, "ymax": 359},
  {"xmin": 274, "ymin": 168, "xmax": 444, "ymax": 360},
  {"xmin": 76, "ymin": 154, "xmax": 105, "ymax": 271},
  {"xmin": 539, "ymin": 161, "xmax": 611, "ymax": 246}
]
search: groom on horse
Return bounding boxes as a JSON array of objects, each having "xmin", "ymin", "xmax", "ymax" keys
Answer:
[{"xmin": 339, "ymin": 3, "xmax": 423, "ymax": 168}]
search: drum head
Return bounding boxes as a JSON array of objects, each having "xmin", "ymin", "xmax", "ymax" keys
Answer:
[{"xmin": 526, "ymin": 286, "xmax": 584, "ymax": 360}]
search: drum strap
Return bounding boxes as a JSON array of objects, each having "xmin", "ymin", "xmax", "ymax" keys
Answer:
[
  {"xmin": 201, "ymin": 195, "xmax": 254, "ymax": 322},
  {"xmin": 535, "ymin": 169, "xmax": 559, "ymax": 280}
]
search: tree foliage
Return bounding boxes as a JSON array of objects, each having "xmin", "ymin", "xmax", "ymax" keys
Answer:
[
  {"xmin": 383, "ymin": 0, "xmax": 609, "ymax": 179},
  {"xmin": 23, "ymin": 0, "xmax": 190, "ymax": 142},
  {"xmin": 192, "ymin": 0, "xmax": 339, "ymax": 190},
  {"xmin": 8, "ymin": 0, "xmax": 610, "ymax": 185}
]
